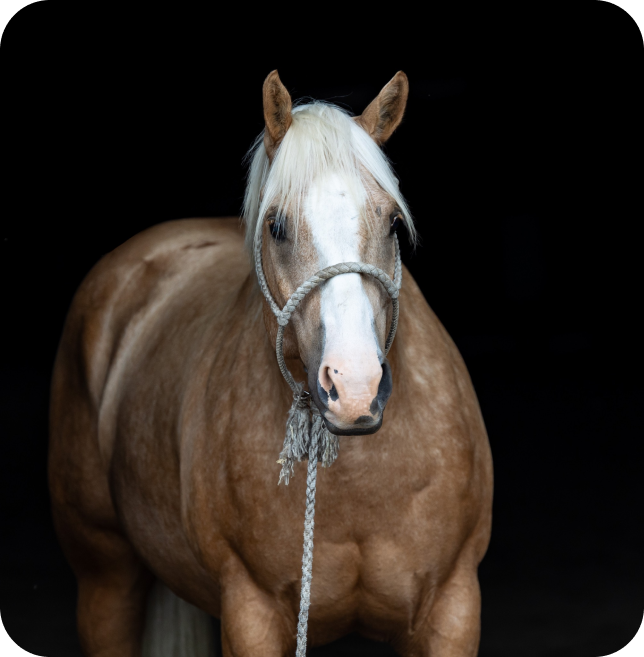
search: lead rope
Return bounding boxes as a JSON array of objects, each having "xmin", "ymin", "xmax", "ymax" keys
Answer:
[
  {"xmin": 254, "ymin": 227, "xmax": 402, "ymax": 656},
  {"xmin": 296, "ymin": 425, "xmax": 319, "ymax": 657}
]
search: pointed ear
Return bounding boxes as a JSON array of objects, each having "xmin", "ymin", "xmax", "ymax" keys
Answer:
[
  {"xmin": 355, "ymin": 71, "xmax": 409, "ymax": 145},
  {"xmin": 263, "ymin": 70, "xmax": 293, "ymax": 158}
]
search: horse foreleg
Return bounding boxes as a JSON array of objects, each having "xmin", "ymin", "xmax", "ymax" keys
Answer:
[
  {"xmin": 220, "ymin": 556, "xmax": 293, "ymax": 657},
  {"xmin": 58, "ymin": 519, "xmax": 152, "ymax": 657},
  {"xmin": 405, "ymin": 562, "xmax": 482, "ymax": 657}
]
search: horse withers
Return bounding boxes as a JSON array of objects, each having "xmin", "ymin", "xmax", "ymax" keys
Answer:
[{"xmin": 49, "ymin": 70, "xmax": 493, "ymax": 657}]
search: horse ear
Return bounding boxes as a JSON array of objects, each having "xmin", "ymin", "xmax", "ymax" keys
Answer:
[
  {"xmin": 263, "ymin": 70, "xmax": 293, "ymax": 158},
  {"xmin": 355, "ymin": 71, "xmax": 409, "ymax": 145}
]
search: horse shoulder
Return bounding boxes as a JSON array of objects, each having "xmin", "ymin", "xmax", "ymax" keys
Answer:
[
  {"xmin": 50, "ymin": 218, "xmax": 248, "ymax": 517},
  {"xmin": 392, "ymin": 268, "xmax": 493, "ymax": 558}
]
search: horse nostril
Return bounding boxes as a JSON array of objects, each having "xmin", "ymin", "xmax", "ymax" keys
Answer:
[
  {"xmin": 319, "ymin": 366, "xmax": 333, "ymax": 391},
  {"xmin": 317, "ymin": 379, "xmax": 329, "ymax": 407},
  {"xmin": 329, "ymin": 384, "xmax": 339, "ymax": 402},
  {"xmin": 370, "ymin": 396, "xmax": 380, "ymax": 415},
  {"xmin": 375, "ymin": 360, "xmax": 393, "ymax": 410}
]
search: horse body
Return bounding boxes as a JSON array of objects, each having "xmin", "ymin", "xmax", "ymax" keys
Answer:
[{"xmin": 49, "ymin": 72, "xmax": 493, "ymax": 657}]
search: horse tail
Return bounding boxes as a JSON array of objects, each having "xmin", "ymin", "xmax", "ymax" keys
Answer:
[{"xmin": 142, "ymin": 579, "xmax": 217, "ymax": 657}]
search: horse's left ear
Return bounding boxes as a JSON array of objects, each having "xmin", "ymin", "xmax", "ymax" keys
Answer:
[
  {"xmin": 263, "ymin": 70, "xmax": 293, "ymax": 158},
  {"xmin": 355, "ymin": 71, "xmax": 409, "ymax": 145}
]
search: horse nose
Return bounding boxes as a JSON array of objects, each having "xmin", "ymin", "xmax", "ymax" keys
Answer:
[{"xmin": 317, "ymin": 358, "xmax": 384, "ymax": 429}]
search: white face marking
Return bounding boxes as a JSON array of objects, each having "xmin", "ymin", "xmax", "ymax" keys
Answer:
[{"xmin": 304, "ymin": 173, "xmax": 382, "ymax": 380}]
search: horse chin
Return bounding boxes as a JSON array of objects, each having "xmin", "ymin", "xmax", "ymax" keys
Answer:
[{"xmin": 322, "ymin": 414, "xmax": 384, "ymax": 436}]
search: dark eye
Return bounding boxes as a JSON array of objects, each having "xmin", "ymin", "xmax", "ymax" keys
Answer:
[
  {"xmin": 390, "ymin": 212, "xmax": 403, "ymax": 236},
  {"xmin": 268, "ymin": 217, "xmax": 286, "ymax": 243}
]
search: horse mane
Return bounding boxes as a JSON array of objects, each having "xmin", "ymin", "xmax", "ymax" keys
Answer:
[{"xmin": 242, "ymin": 101, "xmax": 416, "ymax": 254}]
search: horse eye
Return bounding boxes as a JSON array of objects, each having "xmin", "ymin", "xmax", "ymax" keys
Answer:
[
  {"xmin": 268, "ymin": 217, "xmax": 286, "ymax": 243},
  {"xmin": 390, "ymin": 214, "xmax": 403, "ymax": 236}
]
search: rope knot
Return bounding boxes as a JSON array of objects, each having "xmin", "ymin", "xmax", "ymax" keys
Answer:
[{"xmin": 277, "ymin": 386, "xmax": 339, "ymax": 485}]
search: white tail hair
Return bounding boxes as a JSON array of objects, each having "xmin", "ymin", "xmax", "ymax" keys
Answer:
[{"xmin": 142, "ymin": 579, "xmax": 217, "ymax": 657}]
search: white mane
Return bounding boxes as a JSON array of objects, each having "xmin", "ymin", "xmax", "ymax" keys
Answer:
[{"xmin": 242, "ymin": 101, "xmax": 416, "ymax": 253}]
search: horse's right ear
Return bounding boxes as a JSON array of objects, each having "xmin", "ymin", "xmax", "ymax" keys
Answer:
[{"xmin": 263, "ymin": 70, "xmax": 293, "ymax": 158}]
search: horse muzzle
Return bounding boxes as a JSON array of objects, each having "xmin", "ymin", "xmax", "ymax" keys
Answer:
[{"xmin": 309, "ymin": 359, "xmax": 393, "ymax": 436}]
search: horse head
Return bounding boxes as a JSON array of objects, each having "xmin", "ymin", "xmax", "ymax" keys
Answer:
[{"xmin": 244, "ymin": 71, "xmax": 415, "ymax": 436}]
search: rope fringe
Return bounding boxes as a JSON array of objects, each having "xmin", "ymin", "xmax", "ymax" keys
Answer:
[{"xmin": 277, "ymin": 386, "xmax": 339, "ymax": 485}]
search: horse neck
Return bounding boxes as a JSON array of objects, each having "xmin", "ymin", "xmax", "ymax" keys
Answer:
[{"xmin": 221, "ymin": 273, "xmax": 298, "ymax": 402}]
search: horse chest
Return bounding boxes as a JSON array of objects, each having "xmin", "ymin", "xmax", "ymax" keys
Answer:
[
  {"xmin": 306, "ymin": 525, "xmax": 445, "ymax": 637},
  {"xmin": 225, "ymin": 467, "xmax": 457, "ymax": 625}
]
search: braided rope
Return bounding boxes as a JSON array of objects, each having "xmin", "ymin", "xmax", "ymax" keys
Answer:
[
  {"xmin": 275, "ymin": 324, "xmax": 298, "ymax": 391},
  {"xmin": 254, "ymin": 223, "xmax": 403, "ymax": 656},
  {"xmin": 274, "ymin": 254, "xmax": 401, "ymax": 400},
  {"xmin": 393, "ymin": 232, "xmax": 403, "ymax": 290},
  {"xmin": 254, "ymin": 225, "xmax": 282, "ymax": 317},
  {"xmin": 278, "ymin": 261, "xmax": 399, "ymax": 326},
  {"xmin": 295, "ymin": 428, "xmax": 319, "ymax": 657},
  {"xmin": 255, "ymin": 223, "xmax": 402, "ymax": 323},
  {"xmin": 256, "ymin": 224, "xmax": 402, "ymax": 396}
]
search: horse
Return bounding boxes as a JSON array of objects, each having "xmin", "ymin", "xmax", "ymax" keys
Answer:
[{"xmin": 49, "ymin": 70, "xmax": 493, "ymax": 657}]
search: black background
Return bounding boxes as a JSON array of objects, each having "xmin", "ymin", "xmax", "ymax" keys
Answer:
[{"xmin": 1, "ymin": 3, "xmax": 643, "ymax": 656}]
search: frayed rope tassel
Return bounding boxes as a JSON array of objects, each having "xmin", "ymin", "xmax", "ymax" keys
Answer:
[{"xmin": 277, "ymin": 384, "xmax": 339, "ymax": 485}]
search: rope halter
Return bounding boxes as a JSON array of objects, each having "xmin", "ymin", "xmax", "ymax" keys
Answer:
[
  {"xmin": 254, "ymin": 224, "xmax": 402, "ymax": 478},
  {"xmin": 253, "ymin": 221, "xmax": 403, "ymax": 657}
]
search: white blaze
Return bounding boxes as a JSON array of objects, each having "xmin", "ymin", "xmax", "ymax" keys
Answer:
[{"xmin": 304, "ymin": 174, "xmax": 382, "ymax": 397}]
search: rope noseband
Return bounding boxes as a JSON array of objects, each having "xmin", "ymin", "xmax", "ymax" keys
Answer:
[{"xmin": 254, "ymin": 224, "xmax": 402, "ymax": 656}]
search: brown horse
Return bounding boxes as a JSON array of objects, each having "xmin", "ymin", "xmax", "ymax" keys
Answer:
[{"xmin": 49, "ymin": 71, "xmax": 493, "ymax": 657}]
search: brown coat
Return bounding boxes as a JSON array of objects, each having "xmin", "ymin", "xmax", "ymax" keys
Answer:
[{"xmin": 49, "ymin": 217, "xmax": 492, "ymax": 657}]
